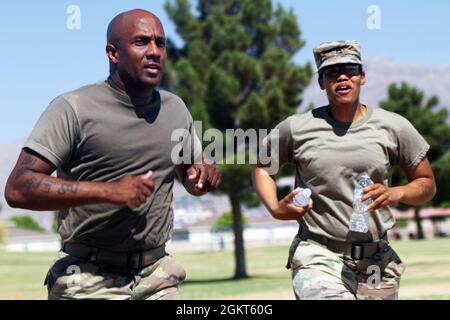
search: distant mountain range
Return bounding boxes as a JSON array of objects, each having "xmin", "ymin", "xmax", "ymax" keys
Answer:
[{"xmin": 1, "ymin": 56, "xmax": 449, "ymax": 231}]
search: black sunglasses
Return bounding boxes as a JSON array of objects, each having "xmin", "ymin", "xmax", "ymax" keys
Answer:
[{"xmin": 321, "ymin": 64, "xmax": 362, "ymax": 79}]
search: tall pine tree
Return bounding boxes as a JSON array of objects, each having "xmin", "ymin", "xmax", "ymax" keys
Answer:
[
  {"xmin": 380, "ymin": 82, "xmax": 450, "ymax": 239},
  {"xmin": 163, "ymin": 0, "xmax": 312, "ymax": 278}
]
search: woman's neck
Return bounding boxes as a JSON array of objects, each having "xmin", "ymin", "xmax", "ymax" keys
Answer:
[{"xmin": 329, "ymin": 100, "xmax": 366, "ymax": 123}]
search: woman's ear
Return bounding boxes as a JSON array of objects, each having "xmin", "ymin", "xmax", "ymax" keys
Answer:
[
  {"xmin": 318, "ymin": 75, "xmax": 325, "ymax": 90},
  {"xmin": 360, "ymin": 71, "xmax": 366, "ymax": 86}
]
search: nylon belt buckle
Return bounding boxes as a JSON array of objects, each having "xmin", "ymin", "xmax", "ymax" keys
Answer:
[
  {"xmin": 127, "ymin": 249, "xmax": 144, "ymax": 269},
  {"xmin": 351, "ymin": 243, "xmax": 364, "ymax": 260}
]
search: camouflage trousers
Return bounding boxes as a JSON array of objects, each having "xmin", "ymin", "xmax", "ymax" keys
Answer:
[
  {"xmin": 290, "ymin": 240, "xmax": 406, "ymax": 300},
  {"xmin": 45, "ymin": 251, "xmax": 186, "ymax": 300}
]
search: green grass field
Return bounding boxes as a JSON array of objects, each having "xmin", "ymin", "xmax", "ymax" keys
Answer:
[{"xmin": 1, "ymin": 239, "xmax": 449, "ymax": 300}]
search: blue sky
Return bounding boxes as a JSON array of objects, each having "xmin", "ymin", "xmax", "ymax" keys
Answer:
[{"xmin": 0, "ymin": 0, "xmax": 449, "ymax": 144}]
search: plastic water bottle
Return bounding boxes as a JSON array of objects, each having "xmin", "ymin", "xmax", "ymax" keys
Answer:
[
  {"xmin": 293, "ymin": 188, "xmax": 312, "ymax": 207},
  {"xmin": 349, "ymin": 173, "xmax": 374, "ymax": 233},
  {"xmin": 349, "ymin": 210, "xmax": 369, "ymax": 233}
]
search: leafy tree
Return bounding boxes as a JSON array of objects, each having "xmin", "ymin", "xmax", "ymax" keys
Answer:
[
  {"xmin": 380, "ymin": 82, "xmax": 450, "ymax": 238},
  {"xmin": 10, "ymin": 215, "xmax": 45, "ymax": 232},
  {"xmin": 164, "ymin": 0, "xmax": 312, "ymax": 277},
  {"xmin": 432, "ymin": 152, "xmax": 450, "ymax": 208},
  {"xmin": 211, "ymin": 211, "xmax": 249, "ymax": 233}
]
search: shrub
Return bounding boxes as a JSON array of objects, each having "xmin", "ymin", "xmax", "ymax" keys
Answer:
[
  {"xmin": 0, "ymin": 220, "xmax": 7, "ymax": 245},
  {"xmin": 10, "ymin": 215, "xmax": 45, "ymax": 232},
  {"xmin": 211, "ymin": 211, "xmax": 249, "ymax": 233}
]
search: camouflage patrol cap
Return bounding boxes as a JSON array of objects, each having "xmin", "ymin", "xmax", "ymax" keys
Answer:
[{"xmin": 313, "ymin": 40, "xmax": 362, "ymax": 71}]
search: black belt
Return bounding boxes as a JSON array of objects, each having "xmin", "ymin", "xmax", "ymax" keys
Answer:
[
  {"xmin": 287, "ymin": 226, "xmax": 389, "ymax": 269},
  {"xmin": 299, "ymin": 229, "xmax": 388, "ymax": 260},
  {"xmin": 63, "ymin": 243, "xmax": 167, "ymax": 269}
]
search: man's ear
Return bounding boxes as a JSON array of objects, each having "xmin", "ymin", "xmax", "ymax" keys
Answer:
[{"xmin": 106, "ymin": 43, "xmax": 119, "ymax": 64}]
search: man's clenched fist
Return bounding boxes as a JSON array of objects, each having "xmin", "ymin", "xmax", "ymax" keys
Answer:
[{"xmin": 109, "ymin": 170, "xmax": 155, "ymax": 208}]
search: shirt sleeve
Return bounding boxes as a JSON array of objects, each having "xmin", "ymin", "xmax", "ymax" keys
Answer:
[
  {"xmin": 23, "ymin": 96, "xmax": 80, "ymax": 168},
  {"xmin": 258, "ymin": 117, "xmax": 294, "ymax": 175},
  {"xmin": 394, "ymin": 115, "xmax": 430, "ymax": 169}
]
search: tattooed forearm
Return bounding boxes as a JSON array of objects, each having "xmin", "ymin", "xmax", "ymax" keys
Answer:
[
  {"xmin": 15, "ymin": 168, "xmax": 79, "ymax": 197},
  {"xmin": 14, "ymin": 167, "xmax": 30, "ymax": 180},
  {"xmin": 5, "ymin": 151, "xmax": 107, "ymax": 211},
  {"xmin": 24, "ymin": 173, "xmax": 43, "ymax": 192},
  {"xmin": 40, "ymin": 180, "xmax": 54, "ymax": 193},
  {"xmin": 58, "ymin": 183, "xmax": 79, "ymax": 196}
]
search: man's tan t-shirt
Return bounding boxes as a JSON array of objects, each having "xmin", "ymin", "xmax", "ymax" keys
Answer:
[{"xmin": 24, "ymin": 81, "xmax": 202, "ymax": 251}]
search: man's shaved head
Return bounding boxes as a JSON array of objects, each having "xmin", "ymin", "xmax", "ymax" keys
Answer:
[
  {"xmin": 107, "ymin": 9, "xmax": 163, "ymax": 45},
  {"xmin": 105, "ymin": 9, "xmax": 167, "ymax": 94}
]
